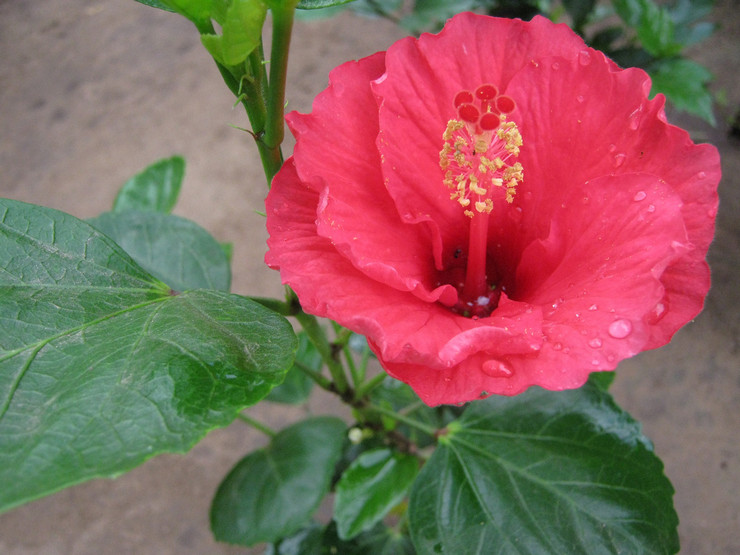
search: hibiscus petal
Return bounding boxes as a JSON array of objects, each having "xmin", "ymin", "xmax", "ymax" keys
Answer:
[
  {"xmin": 267, "ymin": 162, "xmax": 544, "ymax": 388},
  {"xmin": 515, "ymin": 173, "xmax": 689, "ymax": 387},
  {"xmin": 509, "ymin": 54, "xmax": 719, "ymax": 348},
  {"xmin": 286, "ymin": 53, "xmax": 456, "ymax": 305},
  {"xmin": 373, "ymin": 14, "xmax": 590, "ymax": 254}
]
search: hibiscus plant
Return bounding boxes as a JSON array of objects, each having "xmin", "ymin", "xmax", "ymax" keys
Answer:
[{"xmin": 0, "ymin": 0, "xmax": 721, "ymax": 553}]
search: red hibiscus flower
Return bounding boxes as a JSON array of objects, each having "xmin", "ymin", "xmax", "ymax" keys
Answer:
[{"xmin": 265, "ymin": 13, "xmax": 720, "ymax": 406}]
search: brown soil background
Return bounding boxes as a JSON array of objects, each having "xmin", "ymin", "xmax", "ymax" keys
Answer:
[{"xmin": 0, "ymin": 1, "xmax": 738, "ymax": 553}]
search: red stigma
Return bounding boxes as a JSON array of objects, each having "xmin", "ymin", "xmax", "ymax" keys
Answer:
[
  {"xmin": 454, "ymin": 90, "xmax": 474, "ymax": 108},
  {"xmin": 496, "ymin": 95, "xmax": 516, "ymax": 114}
]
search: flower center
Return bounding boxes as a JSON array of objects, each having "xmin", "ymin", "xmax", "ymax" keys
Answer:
[{"xmin": 439, "ymin": 84, "xmax": 523, "ymax": 317}]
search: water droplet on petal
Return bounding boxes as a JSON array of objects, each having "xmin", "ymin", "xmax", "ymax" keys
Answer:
[
  {"xmin": 482, "ymin": 360, "xmax": 513, "ymax": 378},
  {"xmin": 697, "ymin": 171, "xmax": 707, "ymax": 179},
  {"xmin": 633, "ymin": 190, "xmax": 647, "ymax": 202},
  {"xmin": 591, "ymin": 359, "xmax": 601, "ymax": 366},
  {"xmin": 608, "ymin": 319, "xmax": 633, "ymax": 339},
  {"xmin": 552, "ymin": 342, "xmax": 563, "ymax": 351},
  {"xmin": 608, "ymin": 144, "xmax": 617, "ymax": 153},
  {"xmin": 628, "ymin": 108, "xmax": 642, "ymax": 130},
  {"xmin": 647, "ymin": 204, "xmax": 655, "ymax": 213},
  {"xmin": 588, "ymin": 304, "xmax": 598, "ymax": 311},
  {"xmin": 613, "ymin": 153, "xmax": 626, "ymax": 168},
  {"xmin": 551, "ymin": 62, "xmax": 560, "ymax": 70},
  {"xmin": 647, "ymin": 301, "xmax": 668, "ymax": 324},
  {"xmin": 576, "ymin": 95, "xmax": 584, "ymax": 103},
  {"xmin": 578, "ymin": 50, "xmax": 592, "ymax": 66},
  {"xmin": 589, "ymin": 338, "xmax": 603, "ymax": 348}
]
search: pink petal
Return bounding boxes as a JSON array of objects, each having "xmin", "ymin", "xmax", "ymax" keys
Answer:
[{"xmin": 286, "ymin": 53, "xmax": 456, "ymax": 305}]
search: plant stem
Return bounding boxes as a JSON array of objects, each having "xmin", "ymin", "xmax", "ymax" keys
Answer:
[
  {"xmin": 463, "ymin": 212, "xmax": 490, "ymax": 301},
  {"xmin": 293, "ymin": 359, "xmax": 333, "ymax": 391},
  {"xmin": 366, "ymin": 403, "xmax": 438, "ymax": 436},
  {"xmin": 261, "ymin": 2, "xmax": 296, "ymax": 185},
  {"xmin": 295, "ymin": 312, "xmax": 349, "ymax": 394},
  {"xmin": 355, "ymin": 372, "xmax": 387, "ymax": 401},
  {"xmin": 237, "ymin": 412, "xmax": 276, "ymax": 437}
]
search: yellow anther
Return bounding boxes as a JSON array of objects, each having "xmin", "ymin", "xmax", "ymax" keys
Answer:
[{"xmin": 439, "ymin": 116, "xmax": 523, "ymax": 218}]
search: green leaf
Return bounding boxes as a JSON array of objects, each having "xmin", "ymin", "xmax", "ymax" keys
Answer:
[
  {"xmin": 88, "ymin": 211, "xmax": 231, "ymax": 292},
  {"xmin": 562, "ymin": 0, "xmax": 597, "ymax": 29},
  {"xmin": 334, "ymin": 447, "xmax": 418, "ymax": 540},
  {"xmin": 297, "ymin": 0, "xmax": 357, "ymax": 8},
  {"xmin": 267, "ymin": 522, "xmax": 415, "ymax": 555},
  {"xmin": 113, "ymin": 155, "xmax": 185, "ymax": 213},
  {"xmin": 211, "ymin": 416, "xmax": 346, "ymax": 546},
  {"xmin": 587, "ymin": 370, "xmax": 616, "ymax": 391},
  {"xmin": 201, "ymin": 0, "xmax": 267, "ymax": 67},
  {"xmin": 266, "ymin": 332, "xmax": 317, "ymax": 404},
  {"xmin": 0, "ymin": 199, "xmax": 297, "ymax": 513},
  {"xmin": 636, "ymin": 0, "xmax": 682, "ymax": 57},
  {"xmin": 649, "ymin": 58, "xmax": 715, "ymax": 124},
  {"xmin": 132, "ymin": 0, "xmax": 176, "ymax": 12},
  {"xmin": 160, "ymin": 0, "xmax": 212, "ymax": 24},
  {"xmin": 408, "ymin": 383, "xmax": 679, "ymax": 554},
  {"xmin": 400, "ymin": 0, "xmax": 477, "ymax": 33}
]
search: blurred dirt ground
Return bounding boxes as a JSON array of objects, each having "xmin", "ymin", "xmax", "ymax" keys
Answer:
[{"xmin": 0, "ymin": 1, "xmax": 738, "ymax": 553}]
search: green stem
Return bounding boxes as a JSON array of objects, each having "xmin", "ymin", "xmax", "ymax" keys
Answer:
[
  {"xmin": 365, "ymin": 403, "xmax": 438, "ymax": 436},
  {"xmin": 354, "ymin": 372, "xmax": 387, "ymax": 401},
  {"xmin": 261, "ymin": 3, "xmax": 296, "ymax": 185},
  {"xmin": 293, "ymin": 359, "xmax": 333, "ymax": 391},
  {"xmin": 237, "ymin": 412, "xmax": 276, "ymax": 437},
  {"xmin": 295, "ymin": 312, "xmax": 349, "ymax": 394}
]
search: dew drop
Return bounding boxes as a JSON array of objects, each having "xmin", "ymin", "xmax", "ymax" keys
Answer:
[
  {"xmin": 552, "ymin": 61, "xmax": 560, "ymax": 70},
  {"xmin": 697, "ymin": 171, "xmax": 707, "ymax": 179},
  {"xmin": 613, "ymin": 153, "xmax": 626, "ymax": 168},
  {"xmin": 628, "ymin": 108, "xmax": 642, "ymax": 130},
  {"xmin": 647, "ymin": 204, "xmax": 656, "ymax": 213},
  {"xmin": 647, "ymin": 301, "xmax": 668, "ymax": 324},
  {"xmin": 578, "ymin": 50, "xmax": 592, "ymax": 66},
  {"xmin": 482, "ymin": 360, "xmax": 514, "ymax": 378},
  {"xmin": 633, "ymin": 190, "xmax": 647, "ymax": 202},
  {"xmin": 576, "ymin": 95, "xmax": 584, "ymax": 103},
  {"xmin": 588, "ymin": 304, "xmax": 598, "ymax": 311},
  {"xmin": 608, "ymin": 319, "xmax": 633, "ymax": 339},
  {"xmin": 589, "ymin": 338, "xmax": 603, "ymax": 348},
  {"xmin": 591, "ymin": 359, "xmax": 601, "ymax": 366},
  {"xmin": 509, "ymin": 205, "xmax": 523, "ymax": 222},
  {"xmin": 552, "ymin": 342, "xmax": 563, "ymax": 351},
  {"xmin": 608, "ymin": 143, "xmax": 617, "ymax": 153}
]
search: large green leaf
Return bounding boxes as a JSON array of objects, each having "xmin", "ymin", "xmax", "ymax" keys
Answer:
[
  {"xmin": 334, "ymin": 447, "xmax": 418, "ymax": 540},
  {"xmin": 408, "ymin": 383, "xmax": 679, "ymax": 554},
  {"xmin": 88, "ymin": 211, "xmax": 231, "ymax": 292},
  {"xmin": 0, "ymin": 199, "xmax": 296, "ymax": 512},
  {"xmin": 201, "ymin": 0, "xmax": 267, "ymax": 67},
  {"xmin": 113, "ymin": 155, "xmax": 184, "ymax": 214},
  {"xmin": 210, "ymin": 416, "xmax": 346, "ymax": 546}
]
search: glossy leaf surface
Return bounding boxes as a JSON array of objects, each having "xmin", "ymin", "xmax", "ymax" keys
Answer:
[
  {"xmin": 0, "ymin": 199, "xmax": 296, "ymax": 512},
  {"xmin": 88, "ymin": 210, "xmax": 231, "ymax": 292},
  {"xmin": 201, "ymin": 0, "xmax": 267, "ymax": 66},
  {"xmin": 113, "ymin": 155, "xmax": 184, "ymax": 214},
  {"xmin": 408, "ymin": 383, "xmax": 679, "ymax": 554},
  {"xmin": 334, "ymin": 447, "xmax": 418, "ymax": 539},
  {"xmin": 210, "ymin": 416, "xmax": 346, "ymax": 546}
]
